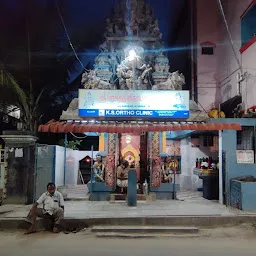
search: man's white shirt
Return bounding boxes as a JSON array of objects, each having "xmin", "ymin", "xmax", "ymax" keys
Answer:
[{"xmin": 37, "ymin": 191, "xmax": 64, "ymax": 215}]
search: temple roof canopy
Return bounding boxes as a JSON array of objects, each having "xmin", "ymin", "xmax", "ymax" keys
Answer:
[{"xmin": 38, "ymin": 120, "xmax": 241, "ymax": 133}]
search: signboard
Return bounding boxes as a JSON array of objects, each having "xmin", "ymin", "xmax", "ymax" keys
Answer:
[
  {"xmin": 236, "ymin": 150, "xmax": 255, "ymax": 164},
  {"xmin": 78, "ymin": 89, "xmax": 190, "ymax": 119}
]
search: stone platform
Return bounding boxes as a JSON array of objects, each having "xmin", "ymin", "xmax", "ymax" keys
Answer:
[{"xmin": 1, "ymin": 197, "xmax": 256, "ymax": 230}]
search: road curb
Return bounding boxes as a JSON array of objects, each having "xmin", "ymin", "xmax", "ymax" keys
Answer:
[
  {"xmin": 1, "ymin": 215, "xmax": 256, "ymax": 230},
  {"xmin": 95, "ymin": 233, "xmax": 200, "ymax": 238}
]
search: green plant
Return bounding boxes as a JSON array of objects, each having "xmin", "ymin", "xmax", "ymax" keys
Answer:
[{"xmin": 59, "ymin": 139, "xmax": 81, "ymax": 150}]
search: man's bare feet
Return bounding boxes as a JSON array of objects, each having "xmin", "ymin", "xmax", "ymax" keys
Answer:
[
  {"xmin": 24, "ymin": 228, "xmax": 37, "ymax": 235},
  {"xmin": 53, "ymin": 227, "xmax": 60, "ymax": 233}
]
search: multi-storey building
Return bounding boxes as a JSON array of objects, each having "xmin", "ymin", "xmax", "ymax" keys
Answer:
[{"xmin": 196, "ymin": 0, "xmax": 256, "ymax": 116}]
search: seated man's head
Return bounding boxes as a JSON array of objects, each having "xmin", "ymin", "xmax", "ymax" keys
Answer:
[
  {"xmin": 122, "ymin": 160, "xmax": 129, "ymax": 169},
  {"xmin": 47, "ymin": 182, "xmax": 56, "ymax": 195},
  {"xmin": 93, "ymin": 162, "xmax": 99, "ymax": 169},
  {"xmin": 96, "ymin": 155, "xmax": 102, "ymax": 163},
  {"xmin": 165, "ymin": 157, "xmax": 171, "ymax": 163}
]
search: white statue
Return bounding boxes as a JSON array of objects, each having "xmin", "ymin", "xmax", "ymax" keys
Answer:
[
  {"xmin": 138, "ymin": 65, "xmax": 152, "ymax": 86},
  {"xmin": 81, "ymin": 70, "xmax": 116, "ymax": 90},
  {"xmin": 67, "ymin": 98, "xmax": 78, "ymax": 113},
  {"xmin": 60, "ymin": 98, "xmax": 81, "ymax": 120},
  {"xmin": 152, "ymin": 71, "xmax": 185, "ymax": 90}
]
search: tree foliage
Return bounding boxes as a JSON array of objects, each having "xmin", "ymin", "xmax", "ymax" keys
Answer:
[
  {"xmin": 59, "ymin": 139, "xmax": 81, "ymax": 150},
  {"xmin": 0, "ymin": 0, "xmax": 77, "ymax": 132}
]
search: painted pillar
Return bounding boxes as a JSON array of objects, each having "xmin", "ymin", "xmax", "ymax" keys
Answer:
[
  {"xmin": 222, "ymin": 130, "xmax": 237, "ymax": 206},
  {"xmin": 105, "ymin": 133, "xmax": 116, "ymax": 187},
  {"xmin": 99, "ymin": 133, "xmax": 105, "ymax": 152},
  {"xmin": 151, "ymin": 132, "xmax": 161, "ymax": 187},
  {"xmin": 219, "ymin": 130, "xmax": 223, "ymax": 204},
  {"xmin": 162, "ymin": 132, "xmax": 166, "ymax": 153}
]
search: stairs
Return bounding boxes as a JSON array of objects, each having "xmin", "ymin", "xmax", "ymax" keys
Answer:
[
  {"xmin": 111, "ymin": 194, "xmax": 145, "ymax": 201},
  {"xmin": 91, "ymin": 225, "xmax": 200, "ymax": 238},
  {"xmin": 61, "ymin": 185, "xmax": 89, "ymax": 200},
  {"xmin": 110, "ymin": 193, "xmax": 156, "ymax": 202}
]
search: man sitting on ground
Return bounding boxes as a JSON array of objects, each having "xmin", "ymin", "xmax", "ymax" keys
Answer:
[{"xmin": 25, "ymin": 182, "xmax": 64, "ymax": 234}]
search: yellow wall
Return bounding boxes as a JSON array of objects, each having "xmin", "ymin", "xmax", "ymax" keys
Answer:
[
  {"xmin": 99, "ymin": 133, "xmax": 105, "ymax": 151},
  {"xmin": 162, "ymin": 132, "xmax": 166, "ymax": 152}
]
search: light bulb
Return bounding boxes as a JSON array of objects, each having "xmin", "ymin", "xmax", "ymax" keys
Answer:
[{"xmin": 128, "ymin": 49, "xmax": 137, "ymax": 61}]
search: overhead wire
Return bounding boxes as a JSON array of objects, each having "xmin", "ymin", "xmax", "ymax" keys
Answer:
[
  {"xmin": 55, "ymin": 0, "xmax": 90, "ymax": 72},
  {"xmin": 217, "ymin": 0, "xmax": 243, "ymax": 73},
  {"xmin": 70, "ymin": 132, "xmax": 87, "ymax": 139}
]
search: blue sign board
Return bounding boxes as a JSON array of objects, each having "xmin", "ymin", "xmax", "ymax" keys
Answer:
[{"xmin": 78, "ymin": 89, "xmax": 190, "ymax": 119}]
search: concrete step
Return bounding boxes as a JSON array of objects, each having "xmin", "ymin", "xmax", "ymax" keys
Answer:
[
  {"xmin": 64, "ymin": 198, "xmax": 89, "ymax": 201},
  {"xmin": 67, "ymin": 188, "xmax": 88, "ymax": 191},
  {"xmin": 111, "ymin": 194, "xmax": 147, "ymax": 201},
  {"xmin": 95, "ymin": 232, "xmax": 200, "ymax": 238},
  {"xmin": 91, "ymin": 225, "xmax": 200, "ymax": 234},
  {"xmin": 66, "ymin": 191, "xmax": 88, "ymax": 195},
  {"xmin": 3, "ymin": 216, "xmax": 256, "ymax": 231},
  {"xmin": 66, "ymin": 189, "xmax": 88, "ymax": 193}
]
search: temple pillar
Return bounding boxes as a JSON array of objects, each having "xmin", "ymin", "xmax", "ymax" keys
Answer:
[
  {"xmin": 105, "ymin": 133, "xmax": 116, "ymax": 187},
  {"xmin": 151, "ymin": 132, "xmax": 161, "ymax": 187}
]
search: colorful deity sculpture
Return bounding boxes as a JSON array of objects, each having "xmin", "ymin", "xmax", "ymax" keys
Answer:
[
  {"xmin": 152, "ymin": 52, "xmax": 170, "ymax": 85},
  {"xmin": 94, "ymin": 52, "xmax": 113, "ymax": 83}
]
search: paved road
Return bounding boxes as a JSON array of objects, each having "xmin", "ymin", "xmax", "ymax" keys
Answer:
[{"xmin": 1, "ymin": 231, "xmax": 256, "ymax": 256}]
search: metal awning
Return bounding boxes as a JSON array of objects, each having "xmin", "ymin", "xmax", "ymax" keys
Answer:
[{"xmin": 38, "ymin": 120, "xmax": 242, "ymax": 133}]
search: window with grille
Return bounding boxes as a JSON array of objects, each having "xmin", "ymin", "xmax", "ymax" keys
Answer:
[
  {"xmin": 202, "ymin": 46, "xmax": 214, "ymax": 55},
  {"xmin": 203, "ymin": 135, "xmax": 214, "ymax": 147},
  {"xmin": 236, "ymin": 126, "xmax": 254, "ymax": 150}
]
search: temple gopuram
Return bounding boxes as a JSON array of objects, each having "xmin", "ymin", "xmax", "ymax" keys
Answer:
[{"xmin": 40, "ymin": 0, "xmax": 211, "ymax": 200}]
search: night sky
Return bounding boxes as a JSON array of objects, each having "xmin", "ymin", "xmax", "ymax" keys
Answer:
[
  {"xmin": 2, "ymin": 0, "xmax": 192, "ymax": 145},
  {"xmin": 3, "ymin": 0, "xmax": 190, "ymax": 86}
]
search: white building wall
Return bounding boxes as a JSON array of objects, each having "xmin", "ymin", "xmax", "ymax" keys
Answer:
[
  {"xmin": 180, "ymin": 136, "xmax": 218, "ymax": 190},
  {"xmin": 180, "ymin": 138, "xmax": 194, "ymax": 190},
  {"xmin": 241, "ymin": 42, "xmax": 256, "ymax": 109},
  {"xmin": 65, "ymin": 149, "xmax": 99, "ymax": 185},
  {"xmin": 196, "ymin": 0, "xmax": 220, "ymax": 111},
  {"xmin": 217, "ymin": 0, "xmax": 253, "ymax": 107},
  {"xmin": 55, "ymin": 146, "xmax": 65, "ymax": 187},
  {"xmin": 54, "ymin": 147, "xmax": 99, "ymax": 186},
  {"xmin": 197, "ymin": 0, "xmax": 256, "ymax": 110}
]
